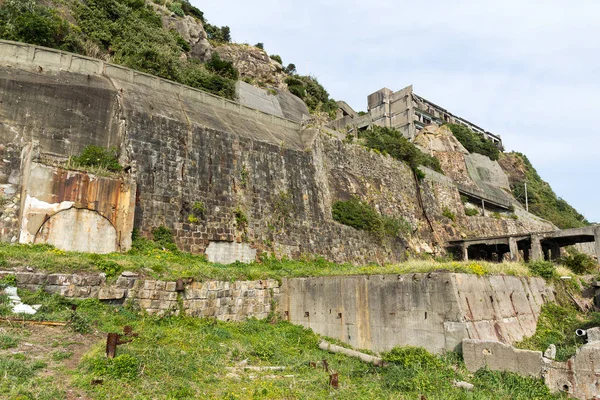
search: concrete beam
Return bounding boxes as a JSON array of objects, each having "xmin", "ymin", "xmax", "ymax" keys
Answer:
[
  {"xmin": 509, "ymin": 237, "xmax": 519, "ymax": 262},
  {"xmin": 530, "ymin": 235, "xmax": 543, "ymax": 262}
]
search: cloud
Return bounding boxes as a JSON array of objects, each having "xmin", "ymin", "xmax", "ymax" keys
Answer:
[{"xmin": 193, "ymin": 0, "xmax": 600, "ymax": 222}]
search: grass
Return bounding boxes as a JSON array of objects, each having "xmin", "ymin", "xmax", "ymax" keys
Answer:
[
  {"xmin": 515, "ymin": 278, "xmax": 600, "ymax": 361},
  {"xmin": 0, "ymin": 241, "xmax": 564, "ymax": 283},
  {"xmin": 0, "ymin": 290, "xmax": 564, "ymax": 399}
]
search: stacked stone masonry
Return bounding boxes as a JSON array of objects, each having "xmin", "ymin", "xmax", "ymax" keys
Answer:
[{"xmin": 0, "ymin": 270, "xmax": 279, "ymax": 320}]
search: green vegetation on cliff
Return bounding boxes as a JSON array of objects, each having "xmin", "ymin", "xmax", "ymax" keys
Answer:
[
  {"xmin": 285, "ymin": 75, "xmax": 338, "ymax": 117},
  {"xmin": 360, "ymin": 126, "xmax": 443, "ymax": 173},
  {"xmin": 445, "ymin": 123, "xmax": 501, "ymax": 160},
  {"xmin": 0, "ymin": 0, "xmax": 237, "ymax": 99},
  {"xmin": 502, "ymin": 152, "xmax": 589, "ymax": 229},
  {"xmin": 332, "ymin": 197, "xmax": 411, "ymax": 239}
]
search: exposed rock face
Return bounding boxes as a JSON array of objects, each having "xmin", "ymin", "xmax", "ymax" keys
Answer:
[
  {"xmin": 215, "ymin": 44, "xmax": 287, "ymax": 88},
  {"xmin": 0, "ymin": 41, "xmax": 556, "ymax": 261},
  {"xmin": 161, "ymin": 14, "xmax": 212, "ymax": 62}
]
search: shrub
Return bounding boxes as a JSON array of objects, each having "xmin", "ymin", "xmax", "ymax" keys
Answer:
[
  {"xmin": 269, "ymin": 54, "xmax": 282, "ymax": 64},
  {"xmin": 465, "ymin": 207, "xmax": 479, "ymax": 216},
  {"xmin": 167, "ymin": 2, "xmax": 185, "ymax": 17},
  {"xmin": 205, "ymin": 52, "xmax": 239, "ymax": 80},
  {"xmin": 70, "ymin": 146, "xmax": 122, "ymax": 172},
  {"xmin": 332, "ymin": 197, "xmax": 409, "ymax": 239},
  {"xmin": 94, "ymin": 259, "xmax": 122, "ymax": 278},
  {"xmin": 446, "ymin": 123, "xmax": 500, "ymax": 161},
  {"xmin": 383, "ymin": 346, "xmax": 442, "ymax": 370},
  {"xmin": 361, "ymin": 126, "xmax": 443, "ymax": 173},
  {"xmin": 527, "ymin": 260, "xmax": 556, "ymax": 279},
  {"xmin": 152, "ymin": 226, "xmax": 177, "ymax": 251},
  {"xmin": 560, "ymin": 247, "xmax": 597, "ymax": 274},
  {"xmin": 284, "ymin": 75, "xmax": 337, "ymax": 117}
]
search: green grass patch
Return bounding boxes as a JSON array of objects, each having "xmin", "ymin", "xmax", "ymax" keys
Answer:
[{"xmin": 0, "ymin": 292, "xmax": 566, "ymax": 399}]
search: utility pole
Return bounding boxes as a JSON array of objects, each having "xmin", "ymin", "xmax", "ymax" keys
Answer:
[{"xmin": 524, "ymin": 182, "xmax": 528, "ymax": 212}]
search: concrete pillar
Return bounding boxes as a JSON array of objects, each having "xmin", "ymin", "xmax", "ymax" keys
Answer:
[
  {"xmin": 594, "ymin": 227, "xmax": 600, "ymax": 263},
  {"xmin": 461, "ymin": 244, "xmax": 469, "ymax": 261},
  {"xmin": 530, "ymin": 235, "xmax": 543, "ymax": 262},
  {"xmin": 549, "ymin": 242, "xmax": 561, "ymax": 261},
  {"xmin": 509, "ymin": 237, "xmax": 519, "ymax": 262}
]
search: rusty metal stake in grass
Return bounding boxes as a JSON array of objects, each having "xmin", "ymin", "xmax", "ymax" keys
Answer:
[
  {"xmin": 106, "ymin": 333, "xmax": 119, "ymax": 359},
  {"xmin": 329, "ymin": 372, "xmax": 339, "ymax": 389}
]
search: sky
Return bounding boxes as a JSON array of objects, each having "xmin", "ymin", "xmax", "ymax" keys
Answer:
[{"xmin": 194, "ymin": 0, "xmax": 599, "ymax": 223}]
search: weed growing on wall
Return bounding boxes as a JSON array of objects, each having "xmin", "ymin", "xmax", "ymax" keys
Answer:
[
  {"xmin": 69, "ymin": 146, "xmax": 122, "ymax": 173},
  {"xmin": 442, "ymin": 207, "xmax": 456, "ymax": 222},
  {"xmin": 332, "ymin": 197, "xmax": 410, "ymax": 239},
  {"xmin": 465, "ymin": 207, "xmax": 479, "ymax": 217}
]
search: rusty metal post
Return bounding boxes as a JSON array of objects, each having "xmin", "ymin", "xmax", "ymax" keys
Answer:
[
  {"xmin": 329, "ymin": 372, "xmax": 339, "ymax": 389},
  {"xmin": 106, "ymin": 333, "xmax": 119, "ymax": 359},
  {"xmin": 176, "ymin": 278, "xmax": 185, "ymax": 292}
]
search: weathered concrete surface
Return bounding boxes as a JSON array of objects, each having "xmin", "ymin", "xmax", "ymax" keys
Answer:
[
  {"xmin": 19, "ymin": 162, "xmax": 135, "ymax": 252},
  {"xmin": 205, "ymin": 241, "xmax": 257, "ymax": 264},
  {"xmin": 545, "ymin": 342, "xmax": 600, "ymax": 399},
  {"xmin": 462, "ymin": 339, "xmax": 544, "ymax": 377},
  {"xmin": 463, "ymin": 338, "xmax": 600, "ymax": 400},
  {"xmin": 236, "ymin": 81, "xmax": 284, "ymax": 118},
  {"xmin": 36, "ymin": 208, "xmax": 118, "ymax": 253},
  {"xmin": 281, "ymin": 273, "xmax": 553, "ymax": 353}
]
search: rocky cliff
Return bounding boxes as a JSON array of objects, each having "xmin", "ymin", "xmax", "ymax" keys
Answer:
[{"xmin": 0, "ymin": 41, "xmax": 555, "ymax": 264}]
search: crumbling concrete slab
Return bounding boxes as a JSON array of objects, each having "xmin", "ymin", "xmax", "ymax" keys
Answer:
[
  {"xmin": 463, "ymin": 338, "xmax": 600, "ymax": 399},
  {"xmin": 462, "ymin": 339, "xmax": 544, "ymax": 377}
]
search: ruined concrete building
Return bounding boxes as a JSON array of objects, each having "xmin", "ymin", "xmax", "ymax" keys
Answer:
[{"xmin": 330, "ymin": 85, "xmax": 503, "ymax": 148}]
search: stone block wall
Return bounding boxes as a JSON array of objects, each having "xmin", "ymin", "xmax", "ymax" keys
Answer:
[{"xmin": 0, "ymin": 270, "xmax": 279, "ymax": 321}]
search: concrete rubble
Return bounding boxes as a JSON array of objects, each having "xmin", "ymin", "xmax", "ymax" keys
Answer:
[{"xmin": 463, "ymin": 337, "xmax": 600, "ymax": 399}]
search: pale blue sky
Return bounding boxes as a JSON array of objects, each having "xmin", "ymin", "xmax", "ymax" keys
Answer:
[{"xmin": 195, "ymin": 0, "xmax": 599, "ymax": 223}]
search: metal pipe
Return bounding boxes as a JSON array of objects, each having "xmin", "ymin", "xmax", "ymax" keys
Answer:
[{"xmin": 576, "ymin": 329, "xmax": 587, "ymax": 337}]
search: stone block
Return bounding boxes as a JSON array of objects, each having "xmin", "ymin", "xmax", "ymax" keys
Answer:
[
  {"xmin": 155, "ymin": 281, "xmax": 166, "ymax": 291},
  {"xmin": 98, "ymin": 287, "xmax": 127, "ymax": 300},
  {"xmin": 462, "ymin": 339, "xmax": 543, "ymax": 377},
  {"xmin": 46, "ymin": 274, "xmax": 73, "ymax": 286},
  {"xmin": 143, "ymin": 281, "xmax": 156, "ymax": 290},
  {"xmin": 165, "ymin": 282, "xmax": 177, "ymax": 292}
]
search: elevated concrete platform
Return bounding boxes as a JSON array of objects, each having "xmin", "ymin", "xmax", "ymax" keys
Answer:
[{"xmin": 448, "ymin": 225, "xmax": 600, "ymax": 262}]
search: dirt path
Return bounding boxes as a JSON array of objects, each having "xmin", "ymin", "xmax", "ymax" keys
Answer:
[{"xmin": 0, "ymin": 322, "xmax": 101, "ymax": 399}]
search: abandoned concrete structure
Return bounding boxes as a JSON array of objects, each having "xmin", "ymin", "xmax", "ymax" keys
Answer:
[
  {"xmin": 448, "ymin": 225, "xmax": 600, "ymax": 263},
  {"xmin": 329, "ymin": 85, "xmax": 503, "ymax": 148}
]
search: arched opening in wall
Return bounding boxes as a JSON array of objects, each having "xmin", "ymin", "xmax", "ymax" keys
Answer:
[{"xmin": 35, "ymin": 208, "xmax": 118, "ymax": 254}]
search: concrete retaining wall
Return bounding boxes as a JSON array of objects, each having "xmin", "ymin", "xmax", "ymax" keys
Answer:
[{"xmin": 281, "ymin": 273, "xmax": 554, "ymax": 353}]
